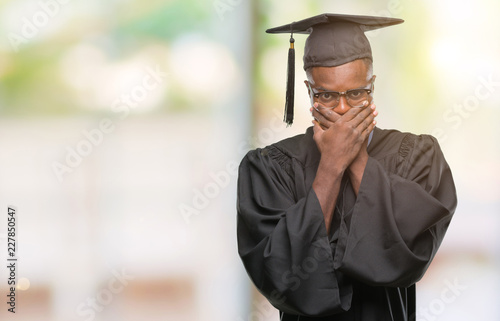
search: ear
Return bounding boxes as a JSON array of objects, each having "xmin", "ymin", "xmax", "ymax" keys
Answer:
[
  {"xmin": 371, "ymin": 75, "xmax": 376, "ymax": 92},
  {"xmin": 304, "ymin": 80, "xmax": 311, "ymax": 96}
]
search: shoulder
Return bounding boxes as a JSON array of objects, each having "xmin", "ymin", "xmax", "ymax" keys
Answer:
[
  {"xmin": 370, "ymin": 127, "xmax": 440, "ymax": 158},
  {"xmin": 369, "ymin": 127, "xmax": 443, "ymax": 177},
  {"xmin": 242, "ymin": 126, "xmax": 319, "ymax": 171}
]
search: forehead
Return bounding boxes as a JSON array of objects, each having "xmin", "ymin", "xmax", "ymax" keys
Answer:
[{"xmin": 308, "ymin": 59, "xmax": 370, "ymax": 90}]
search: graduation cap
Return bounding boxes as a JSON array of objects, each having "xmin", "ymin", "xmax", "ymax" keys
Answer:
[{"xmin": 266, "ymin": 13, "xmax": 404, "ymax": 125}]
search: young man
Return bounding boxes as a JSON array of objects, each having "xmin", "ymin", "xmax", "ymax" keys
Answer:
[{"xmin": 237, "ymin": 13, "xmax": 457, "ymax": 320}]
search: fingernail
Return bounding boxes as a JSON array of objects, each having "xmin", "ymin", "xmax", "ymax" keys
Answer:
[
  {"xmin": 373, "ymin": 110, "xmax": 378, "ymax": 116},
  {"xmin": 373, "ymin": 120, "xmax": 377, "ymax": 125}
]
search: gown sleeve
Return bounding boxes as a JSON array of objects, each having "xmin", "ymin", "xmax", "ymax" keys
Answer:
[
  {"xmin": 237, "ymin": 146, "xmax": 353, "ymax": 316},
  {"xmin": 333, "ymin": 134, "xmax": 457, "ymax": 287}
]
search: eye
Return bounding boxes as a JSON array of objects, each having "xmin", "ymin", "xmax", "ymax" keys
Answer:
[
  {"xmin": 347, "ymin": 89, "xmax": 364, "ymax": 99},
  {"xmin": 319, "ymin": 92, "xmax": 336, "ymax": 102}
]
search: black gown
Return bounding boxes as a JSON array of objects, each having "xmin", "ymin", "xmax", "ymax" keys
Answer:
[{"xmin": 236, "ymin": 126, "xmax": 457, "ymax": 320}]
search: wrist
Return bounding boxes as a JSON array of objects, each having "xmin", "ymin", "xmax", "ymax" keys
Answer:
[
  {"xmin": 318, "ymin": 154, "xmax": 346, "ymax": 177},
  {"xmin": 348, "ymin": 156, "xmax": 367, "ymax": 175},
  {"xmin": 314, "ymin": 156, "xmax": 344, "ymax": 189},
  {"xmin": 348, "ymin": 154, "xmax": 368, "ymax": 196}
]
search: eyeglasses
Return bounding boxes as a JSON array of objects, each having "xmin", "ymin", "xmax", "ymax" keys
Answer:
[{"xmin": 308, "ymin": 78, "xmax": 374, "ymax": 108}]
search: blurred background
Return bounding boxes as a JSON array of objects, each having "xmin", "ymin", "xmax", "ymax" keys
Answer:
[{"xmin": 0, "ymin": 0, "xmax": 498, "ymax": 320}]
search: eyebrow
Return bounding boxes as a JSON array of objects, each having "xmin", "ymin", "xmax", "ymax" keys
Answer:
[
  {"xmin": 312, "ymin": 83, "xmax": 371, "ymax": 93},
  {"xmin": 309, "ymin": 85, "xmax": 329, "ymax": 92}
]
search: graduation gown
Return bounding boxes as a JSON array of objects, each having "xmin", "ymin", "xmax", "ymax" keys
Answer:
[{"xmin": 236, "ymin": 126, "xmax": 457, "ymax": 320}]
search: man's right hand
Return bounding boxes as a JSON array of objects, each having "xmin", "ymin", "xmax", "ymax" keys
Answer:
[{"xmin": 311, "ymin": 102, "xmax": 377, "ymax": 172}]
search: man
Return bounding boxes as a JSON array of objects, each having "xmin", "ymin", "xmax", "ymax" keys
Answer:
[{"xmin": 237, "ymin": 13, "xmax": 457, "ymax": 320}]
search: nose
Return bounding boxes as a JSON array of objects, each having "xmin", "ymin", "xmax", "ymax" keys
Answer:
[{"xmin": 333, "ymin": 95, "xmax": 350, "ymax": 115}]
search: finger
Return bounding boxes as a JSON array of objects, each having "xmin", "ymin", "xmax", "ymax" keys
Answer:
[
  {"xmin": 314, "ymin": 102, "xmax": 341, "ymax": 123},
  {"xmin": 312, "ymin": 119, "xmax": 323, "ymax": 133},
  {"xmin": 312, "ymin": 102, "xmax": 337, "ymax": 129},
  {"xmin": 361, "ymin": 118, "xmax": 377, "ymax": 139},
  {"xmin": 344, "ymin": 111, "xmax": 375, "ymax": 141},
  {"xmin": 311, "ymin": 108, "xmax": 333, "ymax": 129},
  {"xmin": 357, "ymin": 112, "xmax": 376, "ymax": 134},
  {"xmin": 337, "ymin": 102, "xmax": 369, "ymax": 123},
  {"xmin": 349, "ymin": 102, "xmax": 377, "ymax": 128},
  {"xmin": 312, "ymin": 115, "xmax": 328, "ymax": 130}
]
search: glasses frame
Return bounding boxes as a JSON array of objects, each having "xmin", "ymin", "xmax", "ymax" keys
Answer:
[{"xmin": 308, "ymin": 77, "xmax": 375, "ymax": 109}]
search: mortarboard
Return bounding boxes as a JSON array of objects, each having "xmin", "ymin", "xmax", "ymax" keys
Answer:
[{"xmin": 266, "ymin": 13, "xmax": 404, "ymax": 125}]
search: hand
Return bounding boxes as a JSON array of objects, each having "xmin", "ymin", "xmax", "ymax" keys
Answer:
[
  {"xmin": 311, "ymin": 101, "xmax": 377, "ymax": 172},
  {"xmin": 310, "ymin": 100, "xmax": 377, "ymax": 130}
]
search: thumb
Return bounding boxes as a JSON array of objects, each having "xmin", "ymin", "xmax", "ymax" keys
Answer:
[{"xmin": 312, "ymin": 119, "xmax": 323, "ymax": 136}]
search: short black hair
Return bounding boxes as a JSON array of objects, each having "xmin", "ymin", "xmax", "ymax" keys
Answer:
[{"xmin": 305, "ymin": 58, "xmax": 373, "ymax": 84}]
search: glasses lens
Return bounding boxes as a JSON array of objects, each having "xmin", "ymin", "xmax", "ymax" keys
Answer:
[
  {"xmin": 318, "ymin": 92, "xmax": 340, "ymax": 106},
  {"xmin": 346, "ymin": 89, "xmax": 369, "ymax": 107}
]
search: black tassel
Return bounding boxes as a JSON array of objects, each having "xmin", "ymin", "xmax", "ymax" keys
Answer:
[{"xmin": 284, "ymin": 33, "xmax": 295, "ymax": 126}]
